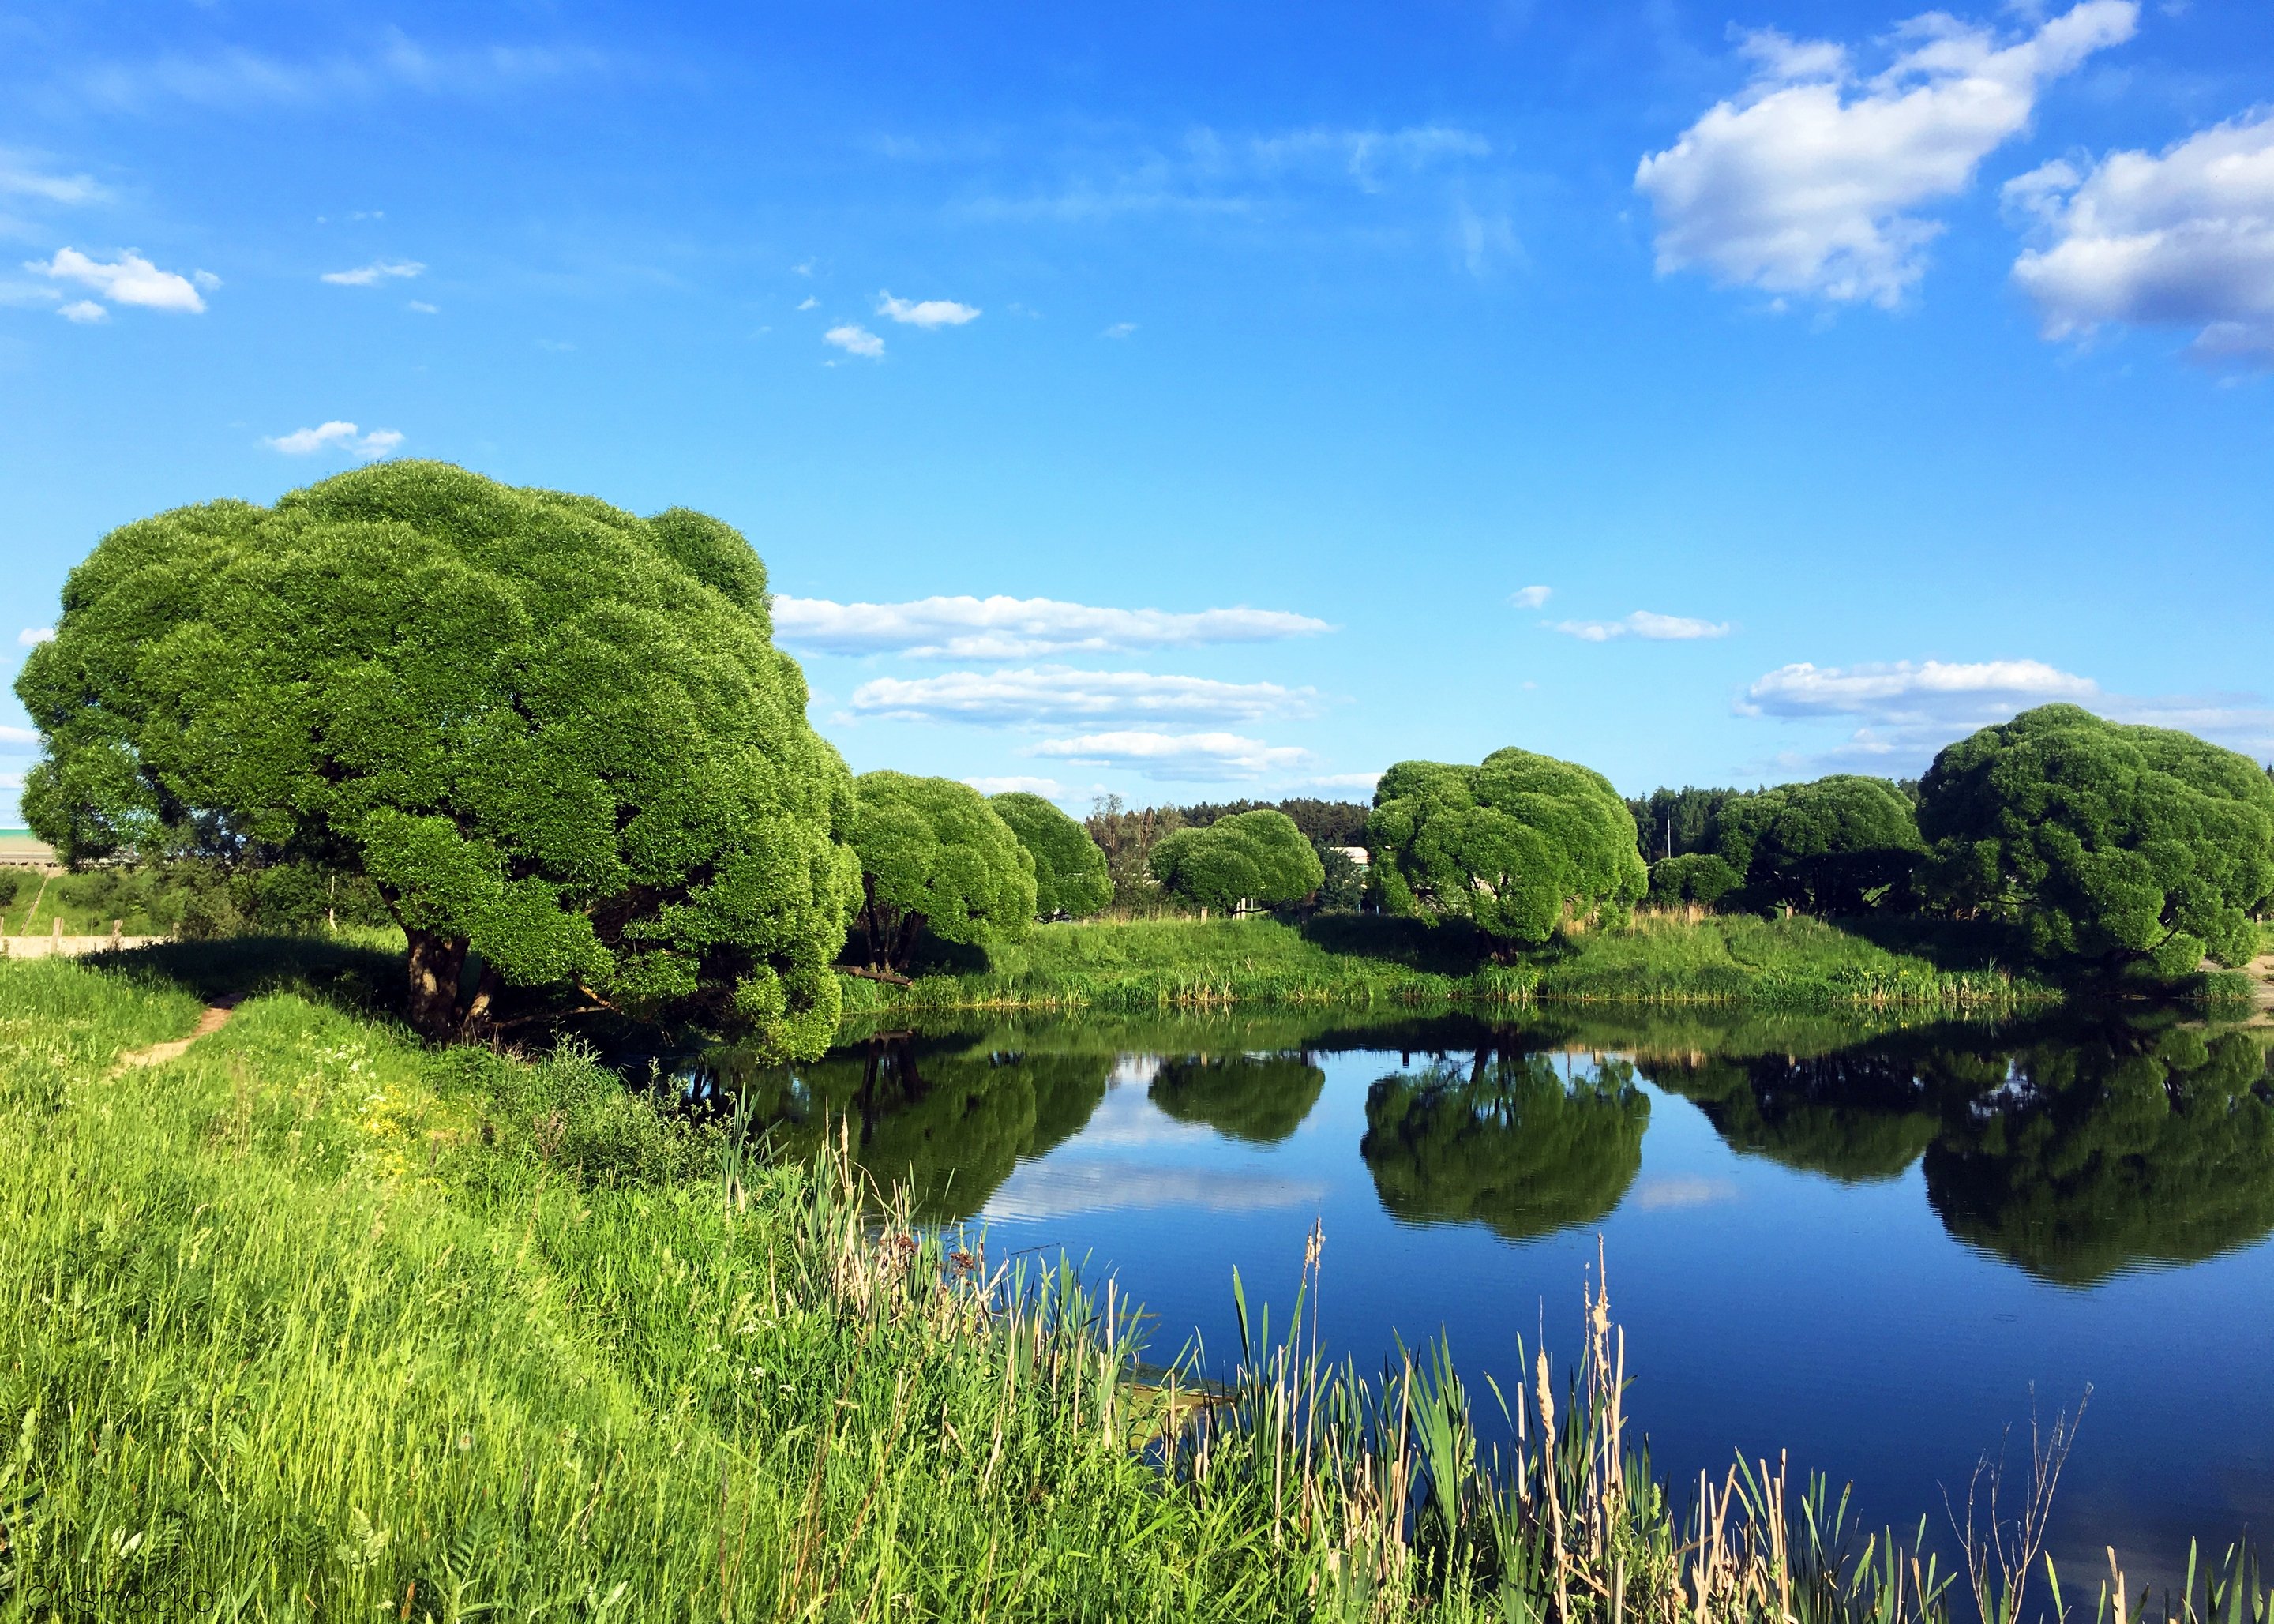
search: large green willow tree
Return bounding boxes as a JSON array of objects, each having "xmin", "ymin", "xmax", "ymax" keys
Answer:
[
  {"xmin": 989, "ymin": 791, "xmax": 1113, "ymax": 920},
  {"xmin": 1368, "ymin": 748, "xmax": 1645, "ymax": 952},
  {"xmin": 1917, "ymin": 705, "xmax": 2274, "ymax": 973},
  {"xmin": 1714, "ymin": 774, "xmax": 1923, "ymax": 915},
  {"xmin": 847, "ymin": 773, "xmax": 1036, "ymax": 973},
  {"xmin": 1146, "ymin": 808, "xmax": 1323, "ymax": 914},
  {"xmin": 16, "ymin": 462, "xmax": 861, "ymax": 1052}
]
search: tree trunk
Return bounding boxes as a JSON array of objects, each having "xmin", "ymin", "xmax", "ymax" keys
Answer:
[
  {"xmin": 460, "ymin": 960, "xmax": 504, "ymax": 1037},
  {"xmin": 403, "ymin": 926, "xmax": 471, "ymax": 1039},
  {"xmin": 890, "ymin": 910, "xmax": 924, "ymax": 973}
]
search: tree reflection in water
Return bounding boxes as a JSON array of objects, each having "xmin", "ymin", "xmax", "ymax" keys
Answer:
[
  {"xmin": 689, "ymin": 1008, "xmax": 2274, "ymax": 1281},
  {"xmin": 1148, "ymin": 1055, "xmax": 1326, "ymax": 1144},
  {"xmin": 1925, "ymin": 1024, "xmax": 2274, "ymax": 1284},
  {"xmin": 724, "ymin": 1037, "xmax": 1113, "ymax": 1222},
  {"xmin": 1639, "ymin": 1051, "xmax": 1941, "ymax": 1183},
  {"xmin": 1360, "ymin": 1051, "xmax": 1649, "ymax": 1242}
]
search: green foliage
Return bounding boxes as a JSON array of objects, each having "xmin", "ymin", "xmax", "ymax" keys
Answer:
[
  {"xmin": 1714, "ymin": 775, "xmax": 1923, "ymax": 916},
  {"xmin": 1368, "ymin": 748, "xmax": 1647, "ymax": 950},
  {"xmin": 1147, "ymin": 1053, "xmax": 1326, "ymax": 1142},
  {"xmin": 14, "ymin": 461, "xmax": 858, "ymax": 1051},
  {"xmin": 848, "ymin": 772, "xmax": 1036, "ymax": 971},
  {"xmin": 1175, "ymin": 797, "xmax": 1372, "ymax": 846},
  {"xmin": 1312, "ymin": 842, "xmax": 1368, "ymax": 912},
  {"xmin": 989, "ymin": 791, "xmax": 1113, "ymax": 919},
  {"xmin": 1648, "ymin": 852, "xmax": 1742, "ymax": 908},
  {"xmin": 1147, "ymin": 808, "xmax": 1323, "ymax": 914},
  {"xmin": 1627, "ymin": 785, "xmax": 1747, "ymax": 862},
  {"xmin": 1917, "ymin": 704, "xmax": 2274, "ymax": 972},
  {"xmin": 1360, "ymin": 1052, "xmax": 1649, "ymax": 1241}
]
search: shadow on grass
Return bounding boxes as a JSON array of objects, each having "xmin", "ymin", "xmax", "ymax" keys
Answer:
[
  {"xmin": 83, "ymin": 934, "xmax": 407, "ymax": 1023},
  {"xmin": 1296, "ymin": 912, "xmax": 1497, "ymax": 974}
]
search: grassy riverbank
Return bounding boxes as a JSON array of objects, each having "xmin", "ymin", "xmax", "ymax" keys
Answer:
[
  {"xmin": 1, "ymin": 954, "xmax": 2264, "ymax": 1622},
  {"xmin": 842, "ymin": 910, "xmax": 2068, "ymax": 1017}
]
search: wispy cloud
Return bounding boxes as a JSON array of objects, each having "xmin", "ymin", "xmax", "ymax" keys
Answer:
[
  {"xmin": 1029, "ymin": 729, "xmax": 1310, "ymax": 781},
  {"xmin": 963, "ymin": 774, "xmax": 1068, "ymax": 798},
  {"xmin": 824, "ymin": 323, "xmax": 884, "ymax": 358},
  {"xmin": 1101, "ymin": 321, "xmax": 1138, "ymax": 339},
  {"xmin": 1509, "ymin": 584, "xmax": 1552, "ymax": 609},
  {"xmin": 17, "ymin": 628, "xmax": 54, "ymax": 646},
  {"xmin": 1635, "ymin": 2, "xmax": 2137, "ymax": 306},
  {"xmin": 774, "ymin": 594, "xmax": 1331, "ymax": 660},
  {"xmin": 876, "ymin": 291, "xmax": 979, "ymax": 328},
  {"xmin": 27, "ymin": 247, "xmax": 209, "ymax": 313},
  {"xmin": 2008, "ymin": 111, "xmax": 2274, "ymax": 364},
  {"xmin": 0, "ymin": 153, "xmax": 105, "ymax": 206},
  {"xmin": 321, "ymin": 259, "xmax": 424, "ymax": 286},
  {"xmin": 58, "ymin": 299, "xmax": 107, "ymax": 323},
  {"xmin": 850, "ymin": 667, "xmax": 1315, "ymax": 726},
  {"xmin": 971, "ymin": 122, "xmax": 1491, "ymax": 223},
  {"xmin": 71, "ymin": 32, "xmax": 613, "ymax": 114},
  {"xmin": 1553, "ymin": 610, "xmax": 1730, "ymax": 642},
  {"xmin": 1307, "ymin": 771, "xmax": 1383, "ymax": 792},
  {"xmin": 264, "ymin": 421, "xmax": 403, "ymax": 459},
  {"xmin": 0, "ymin": 724, "xmax": 36, "ymax": 746}
]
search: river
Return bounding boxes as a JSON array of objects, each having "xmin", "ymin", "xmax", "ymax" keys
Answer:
[{"xmin": 681, "ymin": 1002, "xmax": 2274, "ymax": 1586}]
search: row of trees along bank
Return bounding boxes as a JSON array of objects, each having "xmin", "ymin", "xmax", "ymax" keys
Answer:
[{"xmin": 17, "ymin": 463, "xmax": 2274, "ymax": 1050}]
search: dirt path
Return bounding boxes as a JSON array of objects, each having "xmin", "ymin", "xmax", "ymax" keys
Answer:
[
  {"xmin": 2245, "ymin": 955, "xmax": 2274, "ymax": 1024},
  {"xmin": 114, "ymin": 998, "xmax": 238, "ymax": 1073}
]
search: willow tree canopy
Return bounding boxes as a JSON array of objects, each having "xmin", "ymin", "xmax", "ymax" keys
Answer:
[
  {"xmin": 1368, "ymin": 748, "xmax": 1646, "ymax": 949},
  {"xmin": 1917, "ymin": 705, "xmax": 2274, "ymax": 973},
  {"xmin": 17, "ymin": 461, "xmax": 858, "ymax": 1050}
]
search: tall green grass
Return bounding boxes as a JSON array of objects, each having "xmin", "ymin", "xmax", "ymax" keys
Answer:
[
  {"xmin": 841, "ymin": 912, "xmax": 2057, "ymax": 1019},
  {"xmin": 0, "ymin": 956, "xmax": 2260, "ymax": 1622}
]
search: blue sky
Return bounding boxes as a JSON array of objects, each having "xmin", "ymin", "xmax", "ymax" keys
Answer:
[{"xmin": 5, "ymin": 0, "xmax": 2272, "ymax": 821}]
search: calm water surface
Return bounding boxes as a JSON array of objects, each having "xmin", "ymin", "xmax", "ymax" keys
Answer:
[{"xmin": 695, "ymin": 1005, "xmax": 2274, "ymax": 1581}]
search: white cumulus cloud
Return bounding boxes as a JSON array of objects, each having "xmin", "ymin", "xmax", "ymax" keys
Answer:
[
  {"xmin": 1553, "ymin": 610, "xmax": 1731, "ymax": 642},
  {"xmin": 58, "ymin": 300, "xmax": 107, "ymax": 323},
  {"xmin": 877, "ymin": 291, "xmax": 980, "ymax": 328},
  {"xmin": 1736, "ymin": 655, "xmax": 2274, "ymax": 771},
  {"xmin": 1741, "ymin": 658, "xmax": 2098, "ymax": 720},
  {"xmin": 264, "ymin": 421, "xmax": 405, "ymax": 459},
  {"xmin": 1634, "ymin": 2, "xmax": 2136, "ymax": 306},
  {"xmin": 27, "ymin": 246, "xmax": 212, "ymax": 313},
  {"xmin": 321, "ymin": 259, "xmax": 425, "ymax": 286},
  {"xmin": 773, "ymin": 594, "xmax": 1331, "ymax": 660},
  {"xmin": 1509, "ymin": 585, "xmax": 1552, "ymax": 609},
  {"xmin": 1029, "ymin": 730, "xmax": 1309, "ymax": 782},
  {"xmin": 850, "ymin": 667, "xmax": 1314, "ymax": 726},
  {"xmin": 2008, "ymin": 111, "xmax": 2274, "ymax": 362},
  {"xmin": 18, "ymin": 628, "xmax": 55, "ymax": 646},
  {"xmin": 824, "ymin": 323, "xmax": 884, "ymax": 358}
]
